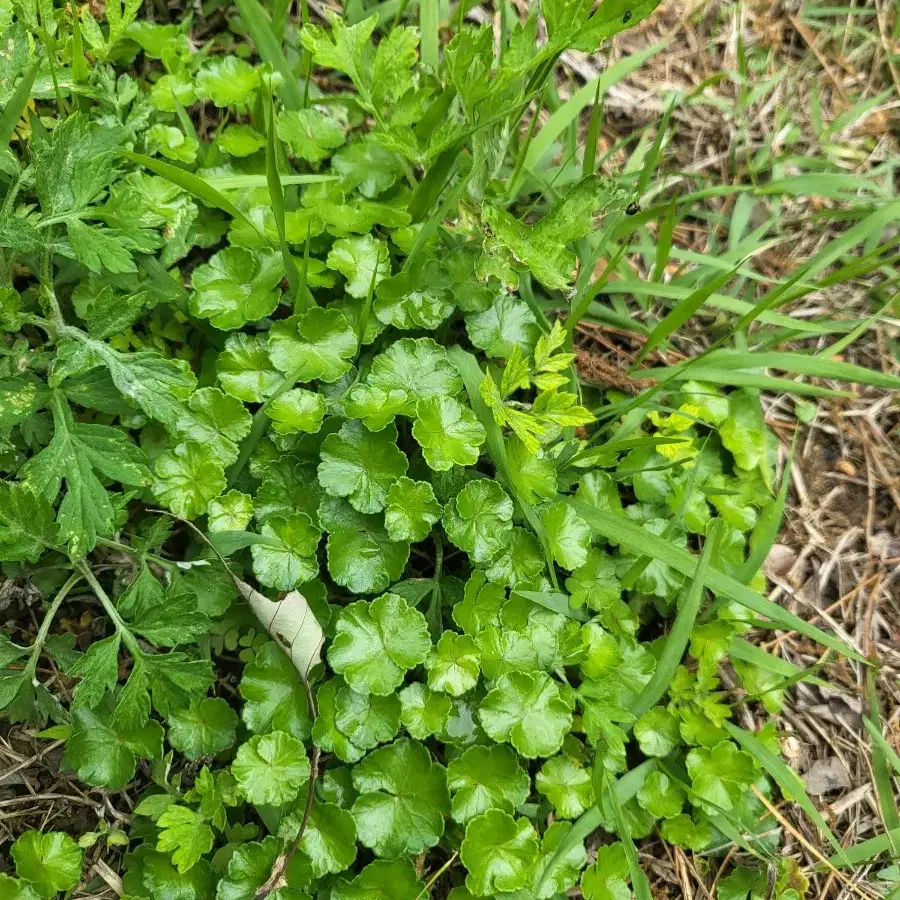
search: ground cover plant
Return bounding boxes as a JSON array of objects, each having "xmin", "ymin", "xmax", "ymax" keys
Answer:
[{"xmin": 0, "ymin": 0, "xmax": 899, "ymax": 898}]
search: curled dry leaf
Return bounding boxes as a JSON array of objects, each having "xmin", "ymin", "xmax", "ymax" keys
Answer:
[{"xmin": 236, "ymin": 581, "xmax": 324, "ymax": 682}]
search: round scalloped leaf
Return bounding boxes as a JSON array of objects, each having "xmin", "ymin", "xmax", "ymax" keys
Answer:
[
  {"xmin": 240, "ymin": 641, "xmax": 312, "ymax": 740},
  {"xmin": 330, "ymin": 859, "xmax": 424, "ymax": 900},
  {"xmin": 195, "ymin": 57, "xmax": 259, "ymax": 107},
  {"xmin": 536, "ymin": 753, "xmax": 594, "ymax": 819},
  {"xmin": 218, "ymin": 124, "xmax": 266, "ymax": 157},
  {"xmin": 217, "ymin": 333, "xmax": 282, "ymax": 403},
  {"xmin": 384, "ymin": 477, "xmax": 441, "ymax": 543},
  {"xmin": 460, "ymin": 809, "xmax": 538, "ymax": 896},
  {"xmin": 318, "ymin": 420, "xmax": 408, "ymax": 514},
  {"xmin": 412, "ymin": 395, "xmax": 485, "ymax": 471},
  {"xmin": 250, "ymin": 513, "xmax": 321, "ymax": 591},
  {"xmin": 321, "ymin": 498, "xmax": 410, "ymax": 595},
  {"xmin": 278, "ymin": 109, "xmax": 346, "ymax": 163},
  {"xmin": 443, "ymin": 480, "xmax": 514, "ymax": 564},
  {"xmin": 398, "ymin": 682, "xmax": 451, "ymax": 739},
  {"xmin": 232, "ymin": 731, "xmax": 311, "ymax": 807},
  {"xmin": 447, "ymin": 744, "xmax": 530, "ymax": 824},
  {"xmin": 190, "ymin": 248, "xmax": 282, "ymax": 330},
  {"xmin": 167, "ymin": 697, "xmax": 238, "ymax": 760},
  {"xmin": 217, "ymin": 835, "xmax": 310, "ymax": 900},
  {"xmin": 298, "ymin": 801, "xmax": 357, "ymax": 877},
  {"xmin": 542, "ymin": 501, "xmax": 591, "ymax": 570},
  {"xmin": 266, "ymin": 388, "xmax": 326, "ymax": 435},
  {"xmin": 207, "ymin": 490, "xmax": 254, "ymax": 533},
  {"xmin": 153, "ymin": 441, "xmax": 225, "ymax": 519},
  {"xmin": 425, "ymin": 631, "xmax": 481, "ymax": 697},
  {"xmin": 326, "ymin": 234, "xmax": 390, "ymax": 298},
  {"xmin": 268, "ymin": 307, "xmax": 358, "ymax": 383},
  {"xmin": 350, "ymin": 738, "xmax": 450, "ymax": 858},
  {"xmin": 478, "ymin": 671, "xmax": 573, "ymax": 758},
  {"xmin": 11, "ymin": 831, "xmax": 82, "ymax": 898},
  {"xmin": 176, "ymin": 387, "xmax": 252, "ymax": 466},
  {"xmin": 0, "ymin": 875, "xmax": 39, "ymax": 900},
  {"xmin": 328, "ymin": 594, "xmax": 430, "ymax": 696}
]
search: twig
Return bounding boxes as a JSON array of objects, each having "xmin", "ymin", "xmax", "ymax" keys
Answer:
[
  {"xmin": 414, "ymin": 851, "xmax": 459, "ymax": 900},
  {"xmin": 255, "ymin": 691, "xmax": 319, "ymax": 899}
]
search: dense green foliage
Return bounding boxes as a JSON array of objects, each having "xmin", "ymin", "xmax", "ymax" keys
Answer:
[{"xmin": 1, "ymin": 0, "xmax": 898, "ymax": 898}]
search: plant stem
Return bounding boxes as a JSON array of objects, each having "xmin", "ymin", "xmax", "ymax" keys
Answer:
[
  {"xmin": 76, "ymin": 559, "xmax": 141, "ymax": 655},
  {"xmin": 22, "ymin": 573, "xmax": 82, "ymax": 681},
  {"xmin": 414, "ymin": 851, "xmax": 458, "ymax": 900}
]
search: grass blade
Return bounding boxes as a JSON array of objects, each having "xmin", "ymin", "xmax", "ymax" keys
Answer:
[
  {"xmin": 234, "ymin": 0, "xmax": 304, "ymax": 110},
  {"xmin": 533, "ymin": 759, "xmax": 657, "ymax": 896},
  {"xmin": 450, "ymin": 347, "xmax": 560, "ymax": 590},
  {"xmin": 596, "ymin": 282, "xmax": 855, "ymax": 334},
  {"xmin": 419, "ymin": 0, "xmax": 439, "ymax": 70},
  {"xmin": 738, "ymin": 433, "xmax": 796, "ymax": 583},
  {"xmin": 0, "ymin": 59, "xmax": 40, "ymax": 146},
  {"xmin": 693, "ymin": 350, "xmax": 900, "ymax": 391},
  {"xmin": 864, "ymin": 673, "xmax": 900, "ymax": 850},
  {"xmin": 631, "ymin": 367, "xmax": 853, "ymax": 398},
  {"xmin": 636, "ymin": 260, "xmax": 747, "ymax": 364},
  {"xmin": 724, "ymin": 721, "xmax": 848, "ymax": 861},
  {"xmin": 570, "ymin": 500, "xmax": 866, "ymax": 662},
  {"xmin": 124, "ymin": 152, "xmax": 268, "ymax": 241},
  {"xmin": 600, "ymin": 771, "xmax": 653, "ymax": 900},
  {"xmin": 203, "ymin": 174, "xmax": 336, "ymax": 190},
  {"xmin": 581, "ymin": 78, "xmax": 604, "ymax": 178},
  {"xmin": 651, "ymin": 198, "xmax": 677, "ymax": 283},
  {"xmin": 728, "ymin": 638, "xmax": 829, "ymax": 689},
  {"xmin": 631, "ymin": 522, "xmax": 718, "ymax": 719},
  {"xmin": 522, "ymin": 43, "xmax": 666, "ymax": 175},
  {"xmin": 512, "ymin": 589, "xmax": 589, "ymax": 623},
  {"xmin": 265, "ymin": 95, "xmax": 301, "ymax": 299}
]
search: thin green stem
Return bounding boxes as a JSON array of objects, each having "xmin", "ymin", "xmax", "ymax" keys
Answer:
[
  {"xmin": 76, "ymin": 559, "xmax": 141, "ymax": 654},
  {"xmin": 414, "ymin": 851, "xmax": 458, "ymax": 900},
  {"xmin": 226, "ymin": 363, "xmax": 309, "ymax": 488},
  {"xmin": 94, "ymin": 536, "xmax": 174, "ymax": 570},
  {"xmin": 23, "ymin": 573, "xmax": 82, "ymax": 679}
]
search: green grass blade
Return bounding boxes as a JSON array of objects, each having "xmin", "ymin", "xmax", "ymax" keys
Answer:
[
  {"xmin": 419, "ymin": 0, "xmax": 439, "ymax": 69},
  {"xmin": 864, "ymin": 673, "xmax": 900, "ymax": 849},
  {"xmin": 728, "ymin": 638, "xmax": 829, "ymax": 689},
  {"xmin": 203, "ymin": 174, "xmax": 336, "ymax": 190},
  {"xmin": 533, "ymin": 759, "xmax": 657, "ymax": 896},
  {"xmin": 124, "ymin": 152, "xmax": 266, "ymax": 240},
  {"xmin": 124, "ymin": 152, "xmax": 245, "ymax": 218},
  {"xmin": 70, "ymin": 9, "xmax": 89, "ymax": 86},
  {"xmin": 732, "ymin": 201, "xmax": 900, "ymax": 331},
  {"xmin": 631, "ymin": 366, "xmax": 853, "ymax": 398},
  {"xmin": 512, "ymin": 589, "xmax": 589, "ymax": 623},
  {"xmin": 265, "ymin": 95, "xmax": 301, "ymax": 300},
  {"xmin": 570, "ymin": 500, "xmax": 866, "ymax": 662},
  {"xmin": 450, "ymin": 347, "xmax": 560, "ymax": 590},
  {"xmin": 596, "ymin": 283, "xmax": 856, "ymax": 334},
  {"xmin": 600, "ymin": 771, "xmax": 653, "ymax": 900},
  {"xmin": 696, "ymin": 350, "xmax": 900, "ymax": 391},
  {"xmin": 637, "ymin": 96, "xmax": 675, "ymax": 196},
  {"xmin": 738, "ymin": 433, "xmax": 795, "ymax": 583},
  {"xmin": 819, "ymin": 295, "xmax": 897, "ymax": 359},
  {"xmin": 651, "ymin": 199, "xmax": 677, "ymax": 283},
  {"xmin": 581, "ymin": 78, "xmax": 603, "ymax": 178},
  {"xmin": 631, "ymin": 523, "xmax": 717, "ymax": 720},
  {"xmin": 825, "ymin": 828, "xmax": 900, "ymax": 868},
  {"xmin": 724, "ymin": 721, "xmax": 848, "ymax": 861},
  {"xmin": 636, "ymin": 261, "xmax": 746, "ymax": 364},
  {"xmin": 0, "ymin": 59, "xmax": 40, "ymax": 146},
  {"xmin": 522, "ymin": 43, "xmax": 666, "ymax": 174},
  {"xmin": 234, "ymin": 0, "xmax": 304, "ymax": 110}
]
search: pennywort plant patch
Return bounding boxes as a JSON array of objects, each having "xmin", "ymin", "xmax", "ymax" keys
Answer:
[{"xmin": 1, "ymin": 1, "xmax": 898, "ymax": 898}]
